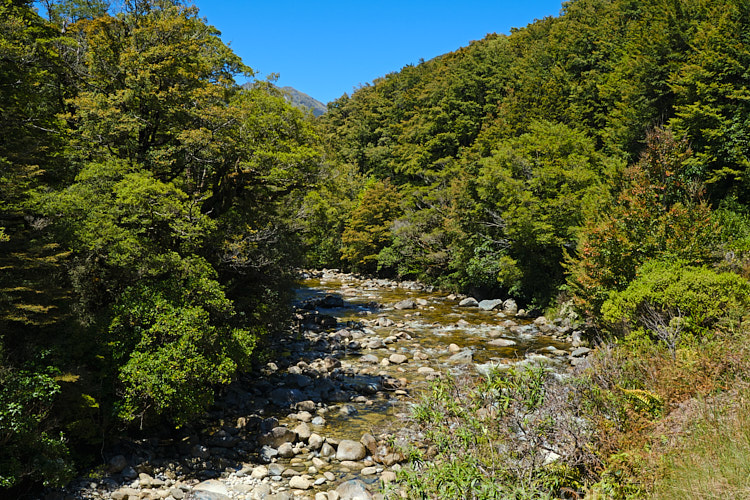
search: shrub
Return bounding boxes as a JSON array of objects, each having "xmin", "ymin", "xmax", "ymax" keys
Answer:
[
  {"xmin": 0, "ymin": 363, "xmax": 74, "ymax": 489},
  {"xmin": 601, "ymin": 260, "xmax": 750, "ymax": 340},
  {"xmin": 393, "ymin": 366, "xmax": 597, "ymax": 499}
]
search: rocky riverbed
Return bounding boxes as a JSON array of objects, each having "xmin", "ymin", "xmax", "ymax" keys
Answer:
[{"xmin": 44, "ymin": 270, "xmax": 589, "ymax": 500}]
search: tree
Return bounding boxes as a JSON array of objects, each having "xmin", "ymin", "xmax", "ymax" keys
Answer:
[
  {"xmin": 669, "ymin": 0, "xmax": 750, "ymax": 202},
  {"xmin": 566, "ymin": 128, "xmax": 718, "ymax": 316},
  {"xmin": 341, "ymin": 178, "xmax": 402, "ymax": 274},
  {"xmin": 474, "ymin": 120, "xmax": 618, "ymax": 303}
]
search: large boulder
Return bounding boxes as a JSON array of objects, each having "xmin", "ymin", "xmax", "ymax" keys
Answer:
[
  {"xmin": 393, "ymin": 299, "xmax": 416, "ymax": 310},
  {"xmin": 258, "ymin": 426, "xmax": 296, "ymax": 448},
  {"xmin": 336, "ymin": 439, "xmax": 367, "ymax": 461},
  {"xmin": 458, "ymin": 297, "xmax": 479, "ymax": 307},
  {"xmin": 502, "ymin": 298, "xmax": 518, "ymax": 315},
  {"xmin": 478, "ymin": 299, "xmax": 503, "ymax": 311}
]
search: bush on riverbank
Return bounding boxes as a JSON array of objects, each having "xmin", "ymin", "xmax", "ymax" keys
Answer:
[
  {"xmin": 390, "ymin": 309, "xmax": 750, "ymax": 498},
  {"xmin": 390, "ymin": 366, "xmax": 599, "ymax": 499}
]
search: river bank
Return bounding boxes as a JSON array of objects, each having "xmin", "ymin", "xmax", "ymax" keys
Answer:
[{"xmin": 45, "ymin": 270, "xmax": 590, "ymax": 500}]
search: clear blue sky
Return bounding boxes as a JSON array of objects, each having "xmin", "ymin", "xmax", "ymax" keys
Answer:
[{"xmin": 193, "ymin": 1, "xmax": 565, "ymax": 104}]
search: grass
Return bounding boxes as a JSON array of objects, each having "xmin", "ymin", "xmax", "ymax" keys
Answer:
[{"xmin": 651, "ymin": 390, "xmax": 750, "ymax": 499}]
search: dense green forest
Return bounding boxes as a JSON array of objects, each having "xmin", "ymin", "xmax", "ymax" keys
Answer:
[
  {"xmin": 1, "ymin": 0, "xmax": 322, "ymax": 490},
  {"xmin": 311, "ymin": 0, "xmax": 750, "ymax": 308},
  {"xmin": 3, "ymin": 0, "xmax": 750, "ymax": 497}
]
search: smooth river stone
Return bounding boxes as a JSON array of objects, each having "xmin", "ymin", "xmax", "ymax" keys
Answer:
[
  {"xmin": 336, "ymin": 440, "xmax": 367, "ymax": 461},
  {"xmin": 488, "ymin": 338, "xmax": 516, "ymax": 347}
]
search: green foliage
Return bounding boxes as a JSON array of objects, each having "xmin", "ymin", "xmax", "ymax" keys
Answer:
[
  {"xmin": 62, "ymin": 1, "xmax": 249, "ymax": 177},
  {"xmin": 319, "ymin": 0, "xmax": 750, "ymax": 306},
  {"xmin": 0, "ymin": 0, "xmax": 67, "ymax": 208},
  {"xmin": 0, "ymin": 361, "xmax": 74, "ymax": 489},
  {"xmin": 1, "ymin": 1, "xmax": 324, "ymax": 489},
  {"xmin": 474, "ymin": 120, "xmax": 618, "ymax": 302},
  {"xmin": 110, "ymin": 256, "xmax": 254, "ymax": 424},
  {"xmin": 668, "ymin": 0, "xmax": 750, "ymax": 202},
  {"xmin": 566, "ymin": 128, "xmax": 718, "ymax": 315},
  {"xmin": 299, "ymin": 162, "xmax": 364, "ymax": 268},
  {"xmin": 340, "ymin": 178, "xmax": 402, "ymax": 273},
  {"xmin": 396, "ymin": 367, "xmax": 593, "ymax": 499},
  {"xmin": 601, "ymin": 260, "xmax": 750, "ymax": 337}
]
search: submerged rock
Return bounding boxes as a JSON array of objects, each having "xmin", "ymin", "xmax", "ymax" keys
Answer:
[
  {"xmin": 447, "ymin": 349, "xmax": 473, "ymax": 364},
  {"xmin": 336, "ymin": 479, "xmax": 373, "ymax": 499}
]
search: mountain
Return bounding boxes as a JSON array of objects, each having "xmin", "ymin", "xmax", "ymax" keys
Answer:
[{"xmin": 279, "ymin": 86, "xmax": 327, "ymax": 117}]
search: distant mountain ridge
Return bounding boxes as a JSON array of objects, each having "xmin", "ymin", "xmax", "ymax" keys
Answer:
[
  {"xmin": 279, "ymin": 86, "xmax": 327, "ymax": 117},
  {"xmin": 240, "ymin": 82, "xmax": 327, "ymax": 117}
]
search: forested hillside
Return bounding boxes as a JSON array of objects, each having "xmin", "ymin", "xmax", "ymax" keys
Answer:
[
  {"xmin": 1, "ymin": 0, "xmax": 322, "ymax": 491},
  {"xmin": 309, "ymin": 0, "xmax": 750, "ymax": 307},
  {"xmin": 4, "ymin": 0, "xmax": 750, "ymax": 497}
]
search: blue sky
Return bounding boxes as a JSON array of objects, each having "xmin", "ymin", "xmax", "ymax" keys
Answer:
[{"xmin": 193, "ymin": 1, "xmax": 565, "ymax": 104}]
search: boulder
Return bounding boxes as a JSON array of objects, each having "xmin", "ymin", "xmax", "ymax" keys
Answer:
[
  {"xmin": 308, "ymin": 433, "xmax": 324, "ymax": 450},
  {"xmin": 294, "ymin": 422, "xmax": 312, "ymax": 441},
  {"xmin": 388, "ymin": 353, "xmax": 407, "ymax": 364},
  {"xmin": 570, "ymin": 347, "xmax": 591, "ymax": 357},
  {"xmin": 478, "ymin": 299, "xmax": 503, "ymax": 311},
  {"xmin": 360, "ymin": 354, "xmax": 379, "ymax": 364},
  {"xmin": 458, "ymin": 297, "xmax": 479, "ymax": 307},
  {"xmin": 533, "ymin": 316, "xmax": 548, "ymax": 325},
  {"xmin": 289, "ymin": 476, "xmax": 311, "ymax": 490},
  {"xmin": 277, "ymin": 442, "xmax": 294, "ymax": 458},
  {"xmin": 447, "ymin": 349, "xmax": 473, "ymax": 364},
  {"xmin": 336, "ymin": 440, "xmax": 367, "ymax": 461},
  {"xmin": 502, "ymin": 298, "xmax": 518, "ymax": 315},
  {"xmin": 320, "ymin": 294, "xmax": 345, "ymax": 308},
  {"xmin": 393, "ymin": 299, "xmax": 416, "ymax": 310},
  {"xmin": 488, "ymin": 338, "xmax": 516, "ymax": 347},
  {"xmin": 269, "ymin": 387, "xmax": 305, "ymax": 406},
  {"xmin": 365, "ymin": 339, "xmax": 384, "ymax": 349},
  {"xmin": 296, "ymin": 400, "xmax": 317, "ymax": 412},
  {"xmin": 192, "ymin": 480, "xmax": 230, "ymax": 500},
  {"xmin": 360, "ymin": 433, "xmax": 378, "ymax": 455},
  {"xmin": 320, "ymin": 442, "xmax": 336, "ymax": 457},
  {"xmin": 259, "ymin": 445, "xmax": 278, "ymax": 463},
  {"xmin": 251, "ymin": 465, "xmax": 269, "ymax": 479},
  {"xmin": 108, "ymin": 455, "xmax": 128, "ymax": 474},
  {"xmin": 376, "ymin": 317, "xmax": 394, "ymax": 327},
  {"xmin": 259, "ymin": 426, "xmax": 296, "ymax": 448}
]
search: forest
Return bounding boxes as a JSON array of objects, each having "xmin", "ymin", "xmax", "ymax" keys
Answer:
[{"xmin": 3, "ymin": 0, "xmax": 750, "ymax": 497}]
